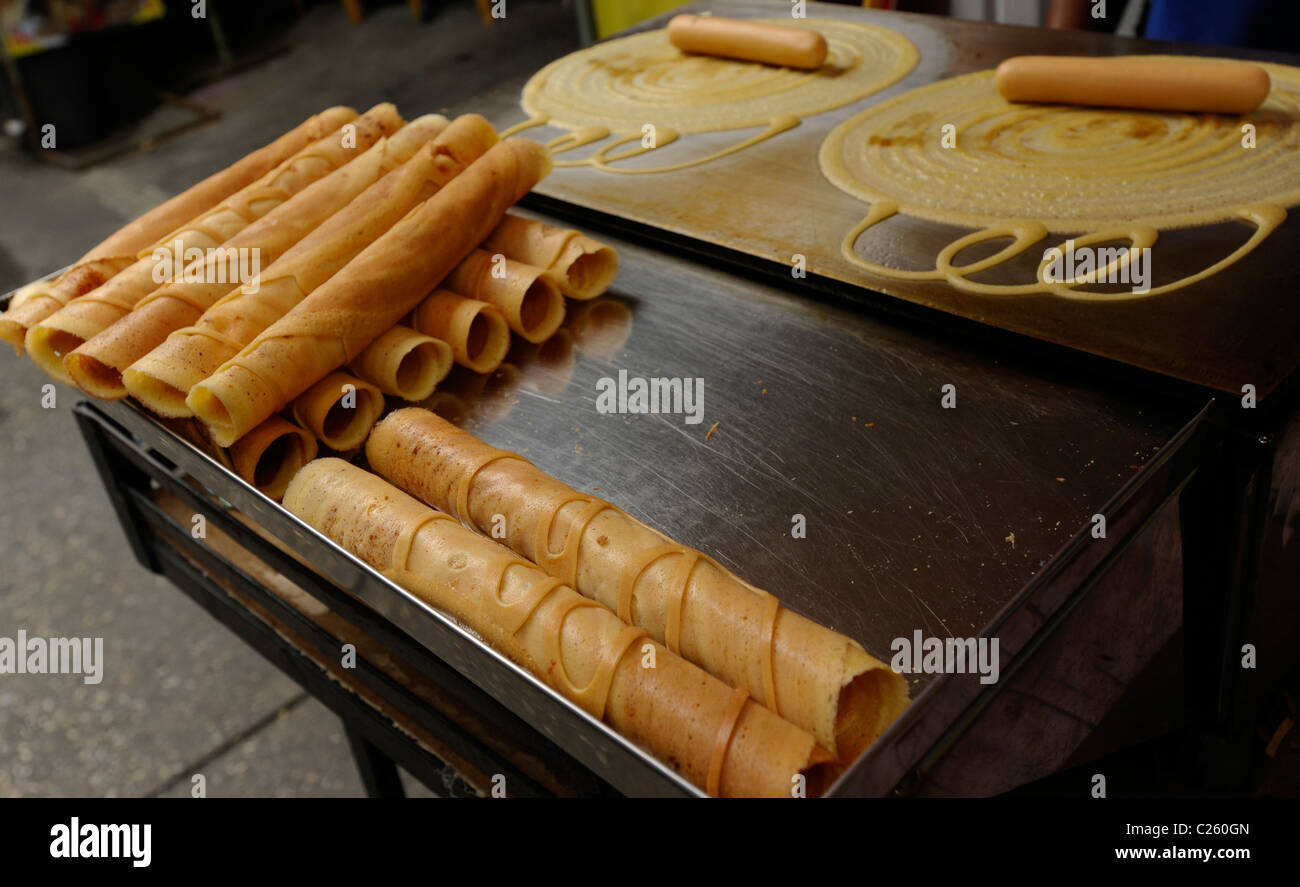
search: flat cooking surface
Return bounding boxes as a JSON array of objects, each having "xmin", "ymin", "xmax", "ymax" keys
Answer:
[
  {"xmin": 4, "ymin": 205, "xmax": 1201, "ymax": 787},
  {"xmin": 429, "ymin": 208, "xmax": 1197, "ymax": 696},
  {"xmin": 460, "ymin": 0, "xmax": 1300, "ymax": 399}
]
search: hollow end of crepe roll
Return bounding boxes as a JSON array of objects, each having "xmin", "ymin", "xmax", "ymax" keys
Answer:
[
  {"xmin": 292, "ymin": 372, "xmax": 385, "ymax": 451},
  {"xmin": 834, "ymin": 665, "xmax": 911, "ymax": 763},
  {"xmin": 412, "ymin": 290, "xmax": 511, "ymax": 374},
  {"xmin": 122, "ymin": 367, "xmax": 194, "ymax": 419},
  {"xmin": 512, "ymin": 272, "xmax": 566, "ymax": 344},
  {"xmin": 227, "ymin": 416, "xmax": 318, "ymax": 501},
  {"xmin": 0, "ymin": 316, "xmax": 27, "ymax": 354},
  {"xmin": 558, "ymin": 239, "xmax": 619, "ymax": 300},
  {"xmin": 188, "ymin": 385, "xmax": 239, "ymax": 448},
  {"xmin": 126, "ymin": 334, "xmax": 234, "ymax": 418},
  {"xmin": 63, "ymin": 348, "xmax": 129, "ymax": 399},
  {"xmin": 801, "ymin": 754, "xmax": 844, "ymax": 799},
  {"xmin": 459, "ymin": 304, "xmax": 511, "ymax": 373},
  {"xmin": 349, "ymin": 326, "xmax": 453, "ymax": 401},
  {"xmin": 24, "ymin": 326, "xmax": 85, "ymax": 384}
]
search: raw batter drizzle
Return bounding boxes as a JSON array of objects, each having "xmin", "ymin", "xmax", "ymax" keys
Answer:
[
  {"xmin": 509, "ymin": 18, "xmax": 917, "ymax": 174},
  {"xmin": 821, "ymin": 61, "xmax": 1300, "ymax": 300}
]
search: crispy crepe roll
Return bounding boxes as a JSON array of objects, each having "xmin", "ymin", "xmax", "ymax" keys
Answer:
[
  {"xmin": 485, "ymin": 214, "xmax": 619, "ymax": 300},
  {"xmin": 0, "ymin": 107, "xmax": 357, "ymax": 354},
  {"xmin": 65, "ymin": 114, "xmax": 447, "ymax": 401},
  {"xmin": 367, "ymin": 408, "xmax": 908, "ymax": 762},
  {"xmin": 284, "ymin": 458, "xmax": 836, "ymax": 797},
  {"xmin": 410, "ymin": 289, "xmax": 511, "ymax": 374},
  {"xmin": 348, "ymin": 325, "xmax": 452, "ymax": 401},
  {"xmin": 8, "ymin": 282, "xmax": 48, "ymax": 311},
  {"xmin": 666, "ymin": 14, "xmax": 829, "ymax": 70},
  {"xmin": 445, "ymin": 250, "xmax": 565, "ymax": 344},
  {"xmin": 227, "ymin": 416, "xmax": 318, "ymax": 501},
  {"xmin": 292, "ymin": 372, "xmax": 384, "ymax": 451},
  {"xmin": 123, "ymin": 114, "xmax": 499, "ymax": 418},
  {"xmin": 188, "ymin": 137, "xmax": 551, "ymax": 447},
  {"xmin": 38, "ymin": 104, "xmax": 402, "ymax": 388}
]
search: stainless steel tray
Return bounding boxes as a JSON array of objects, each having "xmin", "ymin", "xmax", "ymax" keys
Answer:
[{"xmin": 4, "ymin": 203, "xmax": 1216, "ymax": 795}]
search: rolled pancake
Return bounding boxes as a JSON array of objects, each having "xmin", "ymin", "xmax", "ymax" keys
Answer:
[
  {"xmin": 348, "ymin": 325, "xmax": 452, "ymax": 401},
  {"xmin": 445, "ymin": 249, "xmax": 565, "ymax": 344},
  {"xmin": 284, "ymin": 458, "xmax": 836, "ymax": 797},
  {"xmin": 0, "ymin": 106, "xmax": 357, "ymax": 354},
  {"xmin": 226, "ymin": 416, "xmax": 318, "ymax": 501},
  {"xmin": 123, "ymin": 114, "xmax": 500, "ymax": 418},
  {"xmin": 485, "ymin": 215, "xmax": 619, "ymax": 300},
  {"xmin": 8, "ymin": 282, "xmax": 49, "ymax": 311},
  {"xmin": 366, "ymin": 408, "xmax": 908, "ymax": 761},
  {"xmin": 64, "ymin": 114, "xmax": 448, "ymax": 401},
  {"xmin": 666, "ymin": 14, "xmax": 828, "ymax": 70},
  {"xmin": 292, "ymin": 372, "xmax": 384, "ymax": 451},
  {"xmin": 411, "ymin": 289, "xmax": 511, "ymax": 374},
  {"xmin": 28, "ymin": 104, "xmax": 402, "ymax": 385},
  {"xmin": 188, "ymin": 137, "xmax": 552, "ymax": 447}
]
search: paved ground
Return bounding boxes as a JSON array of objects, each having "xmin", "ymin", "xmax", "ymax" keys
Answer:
[{"xmin": 0, "ymin": 0, "xmax": 577, "ymax": 797}]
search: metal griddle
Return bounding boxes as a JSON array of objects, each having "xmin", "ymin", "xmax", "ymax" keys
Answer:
[
  {"xmin": 460, "ymin": 0, "xmax": 1300, "ymax": 400},
  {"xmin": 9, "ymin": 202, "xmax": 1238, "ymax": 795},
  {"xmin": 12, "ymin": 6, "xmax": 1297, "ymax": 795}
]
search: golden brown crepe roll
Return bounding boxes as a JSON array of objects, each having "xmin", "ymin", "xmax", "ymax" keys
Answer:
[
  {"xmin": 348, "ymin": 326, "xmax": 452, "ymax": 401},
  {"xmin": 188, "ymin": 137, "xmax": 551, "ymax": 447},
  {"xmin": 444, "ymin": 250, "xmax": 565, "ymax": 344},
  {"xmin": 995, "ymin": 55, "xmax": 1271, "ymax": 114},
  {"xmin": 410, "ymin": 289, "xmax": 511, "ymax": 374},
  {"xmin": 64, "ymin": 114, "xmax": 447, "ymax": 401},
  {"xmin": 7, "ymin": 282, "xmax": 47, "ymax": 311},
  {"xmin": 485, "ymin": 214, "xmax": 619, "ymax": 300},
  {"xmin": 666, "ymin": 14, "xmax": 829, "ymax": 70},
  {"xmin": 291, "ymin": 372, "xmax": 385, "ymax": 451},
  {"xmin": 0, "ymin": 107, "xmax": 357, "ymax": 354},
  {"xmin": 226, "ymin": 416, "xmax": 318, "ymax": 501},
  {"xmin": 123, "ymin": 114, "xmax": 500, "ymax": 418},
  {"xmin": 29, "ymin": 104, "xmax": 403, "ymax": 386},
  {"xmin": 366, "ymin": 408, "xmax": 908, "ymax": 762},
  {"xmin": 284, "ymin": 458, "xmax": 835, "ymax": 797}
]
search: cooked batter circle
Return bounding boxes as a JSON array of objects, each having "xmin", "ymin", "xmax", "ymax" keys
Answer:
[
  {"xmin": 523, "ymin": 17, "xmax": 919, "ymax": 134},
  {"xmin": 820, "ymin": 59, "xmax": 1300, "ymax": 232}
]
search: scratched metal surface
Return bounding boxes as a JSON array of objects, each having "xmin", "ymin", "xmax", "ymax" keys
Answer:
[
  {"xmin": 460, "ymin": 0, "xmax": 1300, "ymax": 399},
  {"xmin": 427, "ymin": 208, "xmax": 1197, "ymax": 697}
]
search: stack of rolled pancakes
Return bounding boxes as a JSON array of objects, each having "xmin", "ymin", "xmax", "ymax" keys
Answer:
[
  {"xmin": 0, "ymin": 105, "xmax": 906, "ymax": 795},
  {"xmin": 1, "ymin": 103, "xmax": 618, "ymax": 497}
]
